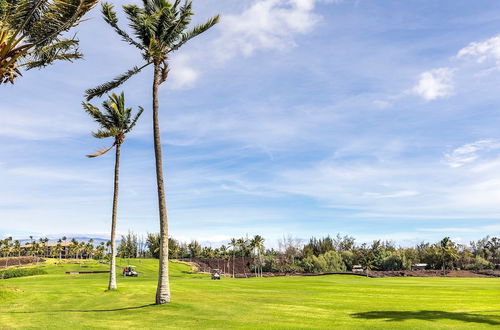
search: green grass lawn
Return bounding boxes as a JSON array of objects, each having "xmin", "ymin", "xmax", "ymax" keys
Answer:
[{"xmin": 0, "ymin": 259, "xmax": 499, "ymax": 329}]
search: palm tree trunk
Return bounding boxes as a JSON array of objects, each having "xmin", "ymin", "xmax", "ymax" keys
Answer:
[
  {"xmin": 153, "ymin": 62, "xmax": 171, "ymax": 304},
  {"xmin": 108, "ymin": 143, "xmax": 121, "ymax": 290}
]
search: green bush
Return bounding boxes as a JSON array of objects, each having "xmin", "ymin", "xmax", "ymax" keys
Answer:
[
  {"xmin": 381, "ymin": 254, "xmax": 404, "ymax": 271},
  {"xmin": 301, "ymin": 251, "xmax": 346, "ymax": 273},
  {"xmin": 277, "ymin": 263, "xmax": 304, "ymax": 273},
  {"xmin": 0, "ymin": 267, "xmax": 47, "ymax": 279},
  {"xmin": 465, "ymin": 256, "xmax": 495, "ymax": 270}
]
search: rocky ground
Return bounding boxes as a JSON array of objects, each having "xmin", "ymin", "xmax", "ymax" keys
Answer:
[{"xmin": 0, "ymin": 256, "xmax": 44, "ymax": 268}]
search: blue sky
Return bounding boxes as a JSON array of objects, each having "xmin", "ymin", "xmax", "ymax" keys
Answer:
[{"xmin": 1, "ymin": 0, "xmax": 500, "ymax": 246}]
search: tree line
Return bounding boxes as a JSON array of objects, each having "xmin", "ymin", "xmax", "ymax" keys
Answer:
[{"xmin": 2, "ymin": 234, "xmax": 498, "ymax": 273}]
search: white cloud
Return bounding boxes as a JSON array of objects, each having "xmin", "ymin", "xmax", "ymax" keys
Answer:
[
  {"xmin": 165, "ymin": 0, "xmax": 340, "ymax": 89},
  {"xmin": 445, "ymin": 139, "xmax": 500, "ymax": 168},
  {"xmin": 411, "ymin": 67, "xmax": 455, "ymax": 100},
  {"xmin": 214, "ymin": 0, "xmax": 333, "ymax": 61},
  {"xmin": 457, "ymin": 35, "xmax": 500, "ymax": 67},
  {"xmin": 168, "ymin": 54, "xmax": 201, "ymax": 89}
]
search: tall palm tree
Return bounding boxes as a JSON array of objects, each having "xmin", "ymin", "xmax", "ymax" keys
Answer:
[
  {"xmin": 0, "ymin": 0, "xmax": 98, "ymax": 84},
  {"xmin": 84, "ymin": 92, "xmax": 143, "ymax": 290},
  {"xmin": 85, "ymin": 0, "xmax": 219, "ymax": 304}
]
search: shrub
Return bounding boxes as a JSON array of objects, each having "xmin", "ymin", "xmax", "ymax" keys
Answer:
[
  {"xmin": 381, "ymin": 254, "xmax": 405, "ymax": 271},
  {"xmin": 277, "ymin": 263, "xmax": 304, "ymax": 273},
  {"xmin": 340, "ymin": 251, "xmax": 355, "ymax": 270},
  {"xmin": 465, "ymin": 256, "xmax": 495, "ymax": 270},
  {"xmin": 301, "ymin": 251, "xmax": 346, "ymax": 273},
  {"xmin": 0, "ymin": 267, "xmax": 47, "ymax": 279}
]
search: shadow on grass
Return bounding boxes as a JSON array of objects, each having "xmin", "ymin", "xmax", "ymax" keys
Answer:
[
  {"xmin": 352, "ymin": 310, "xmax": 500, "ymax": 326},
  {"xmin": 2, "ymin": 304, "xmax": 156, "ymax": 314}
]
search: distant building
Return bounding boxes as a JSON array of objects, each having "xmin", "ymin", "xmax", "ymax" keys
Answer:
[
  {"xmin": 21, "ymin": 242, "xmax": 71, "ymax": 258},
  {"xmin": 412, "ymin": 263, "xmax": 427, "ymax": 271}
]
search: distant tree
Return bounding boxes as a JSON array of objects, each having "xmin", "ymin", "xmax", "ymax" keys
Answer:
[
  {"xmin": 229, "ymin": 238, "xmax": 238, "ymax": 278},
  {"xmin": 187, "ymin": 241, "xmax": 201, "ymax": 258},
  {"xmin": 146, "ymin": 233, "xmax": 161, "ymax": 259},
  {"xmin": 12, "ymin": 240, "xmax": 21, "ymax": 257},
  {"xmin": 250, "ymin": 235, "xmax": 265, "ymax": 277},
  {"xmin": 439, "ymin": 237, "xmax": 458, "ymax": 272},
  {"xmin": 95, "ymin": 242, "xmax": 106, "ymax": 260},
  {"xmin": 118, "ymin": 232, "xmax": 139, "ymax": 259}
]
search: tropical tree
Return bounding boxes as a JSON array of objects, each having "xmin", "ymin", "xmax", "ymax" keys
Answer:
[
  {"xmin": 51, "ymin": 239, "xmax": 62, "ymax": 259},
  {"xmin": 0, "ymin": 0, "xmax": 98, "ymax": 84},
  {"xmin": 12, "ymin": 240, "xmax": 21, "ymax": 257},
  {"xmin": 439, "ymin": 237, "xmax": 458, "ymax": 272},
  {"xmin": 85, "ymin": 0, "xmax": 219, "ymax": 305},
  {"xmin": 69, "ymin": 238, "xmax": 79, "ymax": 258},
  {"xmin": 229, "ymin": 238, "xmax": 238, "ymax": 278},
  {"xmin": 237, "ymin": 238, "xmax": 249, "ymax": 277},
  {"xmin": 84, "ymin": 92, "xmax": 143, "ymax": 290},
  {"xmin": 250, "ymin": 235, "xmax": 265, "ymax": 277}
]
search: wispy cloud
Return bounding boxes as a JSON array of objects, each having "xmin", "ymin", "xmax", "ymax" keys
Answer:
[
  {"xmin": 445, "ymin": 139, "xmax": 500, "ymax": 168},
  {"xmin": 457, "ymin": 35, "xmax": 500, "ymax": 68}
]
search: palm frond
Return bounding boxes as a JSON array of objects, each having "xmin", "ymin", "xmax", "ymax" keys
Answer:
[
  {"xmin": 82, "ymin": 101, "xmax": 110, "ymax": 127},
  {"xmin": 86, "ymin": 143, "xmax": 115, "ymax": 158},
  {"xmin": 85, "ymin": 62, "xmax": 151, "ymax": 100},
  {"xmin": 126, "ymin": 106, "xmax": 144, "ymax": 133},
  {"xmin": 28, "ymin": 0, "xmax": 98, "ymax": 48},
  {"xmin": 101, "ymin": 2, "xmax": 144, "ymax": 50},
  {"xmin": 170, "ymin": 14, "xmax": 219, "ymax": 52},
  {"xmin": 22, "ymin": 37, "xmax": 82, "ymax": 69}
]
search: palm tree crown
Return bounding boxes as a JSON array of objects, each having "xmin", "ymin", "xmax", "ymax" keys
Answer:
[
  {"xmin": 85, "ymin": 0, "xmax": 219, "ymax": 99},
  {"xmin": 83, "ymin": 92, "xmax": 143, "ymax": 157},
  {"xmin": 0, "ymin": 0, "xmax": 98, "ymax": 84}
]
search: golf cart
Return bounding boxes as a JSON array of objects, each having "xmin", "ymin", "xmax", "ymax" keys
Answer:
[
  {"xmin": 123, "ymin": 265, "xmax": 138, "ymax": 277},
  {"xmin": 211, "ymin": 269, "xmax": 221, "ymax": 280}
]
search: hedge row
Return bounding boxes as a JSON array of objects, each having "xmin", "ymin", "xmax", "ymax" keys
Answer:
[{"xmin": 0, "ymin": 267, "xmax": 47, "ymax": 279}]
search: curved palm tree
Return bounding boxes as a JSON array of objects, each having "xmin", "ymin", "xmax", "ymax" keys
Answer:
[
  {"xmin": 0, "ymin": 0, "xmax": 98, "ymax": 84},
  {"xmin": 84, "ymin": 92, "xmax": 143, "ymax": 290},
  {"xmin": 85, "ymin": 0, "xmax": 219, "ymax": 304}
]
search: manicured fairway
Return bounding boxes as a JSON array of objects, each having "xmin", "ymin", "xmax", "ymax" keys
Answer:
[{"xmin": 0, "ymin": 259, "xmax": 499, "ymax": 329}]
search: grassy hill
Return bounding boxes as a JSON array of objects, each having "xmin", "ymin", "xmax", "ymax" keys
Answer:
[{"xmin": 0, "ymin": 259, "xmax": 499, "ymax": 329}]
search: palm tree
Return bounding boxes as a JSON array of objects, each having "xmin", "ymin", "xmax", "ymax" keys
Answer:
[
  {"xmin": 0, "ymin": 0, "xmax": 98, "ymax": 85},
  {"xmin": 237, "ymin": 238, "xmax": 249, "ymax": 278},
  {"xmin": 85, "ymin": 0, "xmax": 219, "ymax": 304},
  {"xmin": 69, "ymin": 238, "xmax": 79, "ymax": 258},
  {"xmin": 54, "ymin": 239, "xmax": 63, "ymax": 260},
  {"xmin": 12, "ymin": 240, "xmax": 21, "ymax": 257},
  {"xmin": 229, "ymin": 238, "xmax": 238, "ymax": 278},
  {"xmin": 250, "ymin": 235, "xmax": 265, "ymax": 277},
  {"xmin": 84, "ymin": 92, "xmax": 143, "ymax": 290}
]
